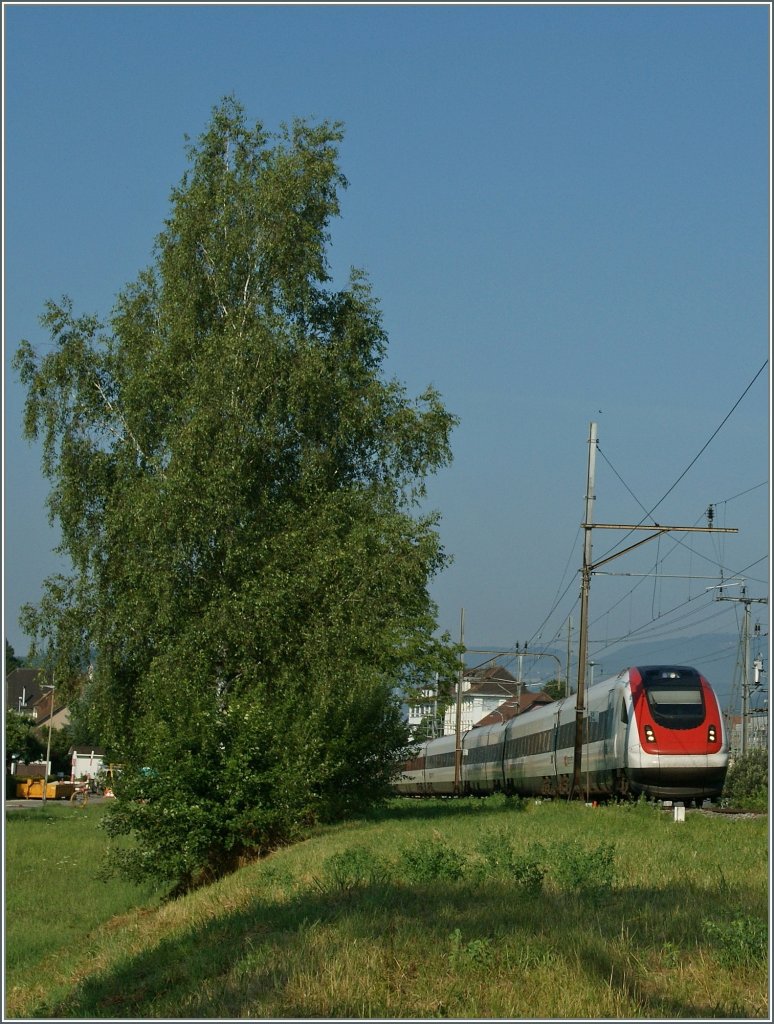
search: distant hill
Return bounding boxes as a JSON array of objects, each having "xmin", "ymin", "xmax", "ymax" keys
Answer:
[{"xmin": 519, "ymin": 633, "xmax": 769, "ymax": 716}]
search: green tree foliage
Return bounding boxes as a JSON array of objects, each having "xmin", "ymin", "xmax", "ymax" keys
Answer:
[
  {"xmin": 64, "ymin": 684, "xmax": 107, "ymax": 750},
  {"xmin": 540, "ymin": 678, "xmax": 565, "ymax": 702},
  {"xmin": 13, "ymin": 97, "xmax": 458, "ymax": 893},
  {"xmin": 5, "ymin": 711, "xmax": 44, "ymax": 771},
  {"xmin": 43, "ymin": 725, "xmax": 75, "ymax": 777},
  {"xmin": 5, "ymin": 640, "xmax": 23, "ymax": 674}
]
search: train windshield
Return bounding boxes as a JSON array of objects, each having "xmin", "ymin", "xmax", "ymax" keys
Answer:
[{"xmin": 641, "ymin": 668, "xmax": 705, "ymax": 729}]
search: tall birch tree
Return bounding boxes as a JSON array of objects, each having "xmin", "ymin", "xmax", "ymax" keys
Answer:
[{"xmin": 14, "ymin": 98, "xmax": 457, "ymax": 892}]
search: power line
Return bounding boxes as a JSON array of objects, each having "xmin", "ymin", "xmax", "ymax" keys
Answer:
[
  {"xmin": 517, "ymin": 366, "xmax": 767, "ymax": 672},
  {"xmin": 645, "ymin": 360, "xmax": 768, "ymax": 522},
  {"xmin": 716, "ymin": 481, "xmax": 768, "ymax": 505},
  {"xmin": 591, "ymin": 362, "xmax": 767, "ymax": 570}
]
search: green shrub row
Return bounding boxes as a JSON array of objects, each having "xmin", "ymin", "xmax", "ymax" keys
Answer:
[
  {"xmin": 307, "ymin": 825, "xmax": 766, "ymax": 970},
  {"xmin": 722, "ymin": 749, "xmax": 768, "ymax": 809},
  {"xmin": 312, "ymin": 828, "xmax": 615, "ymax": 899}
]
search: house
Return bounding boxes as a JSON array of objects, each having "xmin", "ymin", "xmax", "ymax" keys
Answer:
[
  {"xmin": 406, "ymin": 678, "xmax": 443, "ymax": 738},
  {"xmin": 29, "ymin": 688, "xmax": 71, "ymax": 731},
  {"xmin": 6, "ymin": 667, "xmax": 71, "ymax": 731},
  {"xmin": 5, "ymin": 670, "xmax": 73, "ymax": 777},
  {"xmin": 472, "ymin": 689, "xmax": 555, "ymax": 728},
  {"xmin": 443, "ymin": 664, "xmax": 523, "ymax": 734}
]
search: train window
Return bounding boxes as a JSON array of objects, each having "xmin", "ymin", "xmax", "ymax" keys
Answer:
[
  {"xmin": 642, "ymin": 671, "xmax": 705, "ymax": 729},
  {"xmin": 563, "ymin": 722, "xmax": 573, "ymax": 749},
  {"xmin": 649, "ymin": 688, "xmax": 701, "ymax": 705},
  {"xmin": 620, "ymin": 701, "xmax": 628, "ymax": 725}
]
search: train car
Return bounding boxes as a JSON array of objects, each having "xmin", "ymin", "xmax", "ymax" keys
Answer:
[
  {"xmin": 465, "ymin": 724, "xmax": 506, "ymax": 794},
  {"xmin": 395, "ymin": 665, "xmax": 729, "ymax": 804}
]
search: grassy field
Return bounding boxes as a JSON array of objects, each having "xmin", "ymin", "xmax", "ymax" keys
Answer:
[
  {"xmin": 4, "ymin": 796, "xmax": 769, "ymax": 1019},
  {"xmin": 4, "ymin": 803, "xmax": 163, "ymax": 1013}
]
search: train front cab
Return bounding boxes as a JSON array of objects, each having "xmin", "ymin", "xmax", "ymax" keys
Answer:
[{"xmin": 625, "ymin": 666, "xmax": 728, "ymax": 803}]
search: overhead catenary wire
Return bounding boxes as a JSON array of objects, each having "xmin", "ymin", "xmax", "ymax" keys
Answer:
[
  {"xmin": 497, "ymin": 363, "xmax": 768, "ymax": 693},
  {"xmin": 592, "ymin": 360, "xmax": 768, "ymax": 567},
  {"xmin": 644, "ymin": 360, "xmax": 768, "ymax": 519},
  {"xmin": 524, "ymin": 446, "xmax": 761, "ymax": 679},
  {"xmin": 573, "ymin": 364, "xmax": 768, "ymax": 657}
]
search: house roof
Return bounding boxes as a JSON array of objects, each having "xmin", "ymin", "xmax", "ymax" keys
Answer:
[
  {"xmin": 462, "ymin": 664, "xmax": 521, "ymax": 697},
  {"xmin": 466, "ymin": 665, "xmax": 517, "ymax": 684},
  {"xmin": 5, "ymin": 668, "xmax": 47, "ymax": 712},
  {"xmin": 465, "ymin": 679, "xmax": 522, "ymax": 698},
  {"xmin": 472, "ymin": 690, "xmax": 555, "ymax": 728},
  {"xmin": 29, "ymin": 687, "xmax": 66, "ymax": 723}
]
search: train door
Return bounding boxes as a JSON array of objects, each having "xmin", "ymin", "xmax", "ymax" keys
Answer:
[
  {"xmin": 604, "ymin": 689, "xmax": 617, "ymax": 760},
  {"xmin": 552, "ymin": 705, "xmax": 566, "ymax": 796},
  {"xmin": 607, "ymin": 686, "xmax": 630, "ymax": 795},
  {"xmin": 601, "ymin": 689, "xmax": 616, "ymax": 794}
]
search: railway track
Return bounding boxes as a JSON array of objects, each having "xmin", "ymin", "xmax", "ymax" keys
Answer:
[{"xmin": 694, "ymin": 805, "xmax": 766, "ymax": 819}]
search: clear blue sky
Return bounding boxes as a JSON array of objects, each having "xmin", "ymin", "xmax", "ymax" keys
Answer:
[{"xmin": 3, "ymin": 4, "xmax": 770, "ymax": 693}]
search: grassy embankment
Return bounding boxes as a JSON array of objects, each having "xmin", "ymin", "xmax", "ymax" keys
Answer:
[{"xmin": 5, "ymin": 796, "xmax": 768, "ymax": 1019}]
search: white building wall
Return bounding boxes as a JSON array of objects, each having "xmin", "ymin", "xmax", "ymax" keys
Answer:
[
  {"xmin": 71, "ymin": 750, "xmax": 105, "ymax": 782},
  {"xmin": 407, "ymin": 683, "xmax": 441, "ymax": 737},
  {"xmin": 443, "ymin": 691, "xmax": 511, "ymax": 735}
]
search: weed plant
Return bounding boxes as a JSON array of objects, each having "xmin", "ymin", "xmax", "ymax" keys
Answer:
[
  {"xmin": 5, "ymin": 796, "xmax": 768, "ymax": 1020},
  {"xmin": 400, "ymin": 832, "xmax": 466, "ymax": 882}
]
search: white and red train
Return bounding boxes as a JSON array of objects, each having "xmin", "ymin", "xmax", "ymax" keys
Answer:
[{"xmin": 394, "ymin": 665, "xmax": 729, "ymax": 804}]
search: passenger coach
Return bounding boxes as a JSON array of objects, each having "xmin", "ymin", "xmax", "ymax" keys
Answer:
[{"xmin": 395, "ymin": 665, "xmax": 729, "ymax": 804}]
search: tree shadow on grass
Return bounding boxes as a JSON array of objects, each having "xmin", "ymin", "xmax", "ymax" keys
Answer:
[
  {"xmin": 33, "ymin": 875, "xmax": 766, "ymax": 1020},
  {"xmin": 362, "ymin": 794, "xmax": 524, "ymax": 823}
]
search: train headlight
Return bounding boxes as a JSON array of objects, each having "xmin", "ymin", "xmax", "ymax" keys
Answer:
[
  {"xmin": 644, "ymin": 725, "xmax": 655, "ymax": 743},
  {"xmin": 708, "ymin": 725, "xmax": 716, "ymax": 743}
]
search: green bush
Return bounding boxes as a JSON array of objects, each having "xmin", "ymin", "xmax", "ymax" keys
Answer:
[
  {"xmin": 474, "ymin": 827, "xmax": 545, "ymax": 891},
  {"xmin": 548, "ymin": 839, "xmax": 617, "ymax": 901},
  {"xmin": 475, "ymin": 826, "xmax": 517, "ymax": 875},
  {"xmin": 448, "ymin": 928, "xmax": 494, "ymax": 968},
  {"xmin": 313, "ymin": 846, "xmax": 391, "ymax": 894},
  {"xmin": 511, "ymin": 849, "xmax": 546, "ymax": 891},
  {"xmin": 722, "ymin": 750, "xmax": 768, "ymax": 809},
  {"xmin": 400, "ymin": 835, "xmax": 466, "ymax": 882},
  {"xmin": 703, "ymin": 915, "xmax": 768, "ymax": 968},
  {"xmin": 99, "ymin": 668, "xmax": 413, "ymax": 895}
]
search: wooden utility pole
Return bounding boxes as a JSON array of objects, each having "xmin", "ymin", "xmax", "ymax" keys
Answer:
[
  {"xmin": 565, "ymin": 616, "xmax": 573, "ymax": 697},
  {"xmin": 568, "ymin": 421, "xmax": 738, "ymax": 800},
  {"xmin": 571, "ymin": 421, "xmax": 597, "ymax": 800},
  {"xmin": 454, "ymin": 608, "xmax": 465, "ymax": 795}
]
